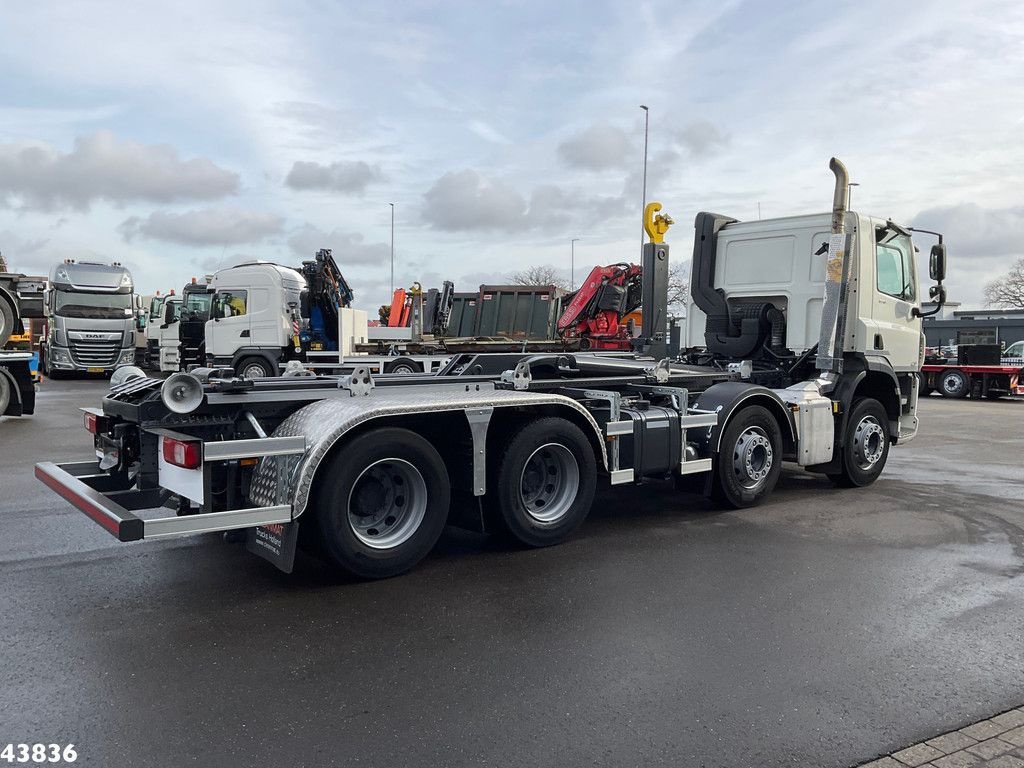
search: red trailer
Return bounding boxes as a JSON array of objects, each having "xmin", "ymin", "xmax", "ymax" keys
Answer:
[{"xmin": 921, "ymin": 363, "xmax": 1023, "ymax": 400}]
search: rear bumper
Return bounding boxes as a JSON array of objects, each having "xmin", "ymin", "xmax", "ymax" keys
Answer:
[{"xmin": 35, "ymin": 460, "xmax": 294, "ymax": 542}]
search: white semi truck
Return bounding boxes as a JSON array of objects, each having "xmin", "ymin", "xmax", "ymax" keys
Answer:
[{"xmin": 35, "ymin": 159, "xmax": 948, "ymax": 578}]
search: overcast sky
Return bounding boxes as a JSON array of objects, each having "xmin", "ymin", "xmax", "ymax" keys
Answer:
[{"xmin": 1, "ymin": 0, "xmax": 1022, "ymax": 310}]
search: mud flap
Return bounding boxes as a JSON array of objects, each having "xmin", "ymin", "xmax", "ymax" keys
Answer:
[{"xmin": 246, "ymin": 521, "xmax": 300, "ymax": 573}]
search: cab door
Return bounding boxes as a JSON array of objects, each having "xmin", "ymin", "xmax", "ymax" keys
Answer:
[
  {"xmin": 868, "ymin": 230, "xmax": 921, "ymax": 372},
  {"xmin": 207, "ymin": 288, "xmax": 251, "ymax": 358}
]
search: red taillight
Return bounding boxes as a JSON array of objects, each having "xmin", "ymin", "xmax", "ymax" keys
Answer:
[
  {"xmin": 162, "ymin": 437, "xmax": 202, "ymax": 469},
  {"xmin": 84, "ymin": 412, "xmax": 107, "ymax": 434}
]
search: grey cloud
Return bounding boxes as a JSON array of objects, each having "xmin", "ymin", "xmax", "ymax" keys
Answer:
[
  {"xmin": 119, "ymin": 208, "xmax": 284, "ymax": 247},
  {"xmin": 675, "ymin": 120, "xmax": 728, "ymax": 157},
  {"xmin": 422, "ymin": 169, "xmax": 629, "ymax": 233},
  {"xmin": 285, "ymin": 160, "xmax": 385, "ymax": 194},
  {"xmin": 422, "ymin": 170, "xmax": 527, "ymax": 231},
  {"xmin": 912, "ymin": 203, "xmax": 1024, "ymax": 258},
  {"xmin": 288, "ymin": 223, "xmax": 389, "ymax": 265},
  {"xmin": 557, "ymin": 124, "xmax": 632, "ymax": 171},
  {"xmin": 0, "ymin": 131, "xmax": 238, "ymax": 211}
]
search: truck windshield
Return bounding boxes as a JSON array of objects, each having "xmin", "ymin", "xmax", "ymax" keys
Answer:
[
  {"xmin": 54, "ymin": 291, "xmax": 134, "ymax": 319},
  {"xmin": 182, "ymin": 292, "xmax": 212, "ymax": 320}
]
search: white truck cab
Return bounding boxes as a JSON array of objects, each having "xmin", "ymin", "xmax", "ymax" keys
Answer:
[
  {"xmin": 153, "ymin": 296, "xmax": 182, "ymax": 372},
  {"xmin": 205, "ymin": 262, "xmax": 305, "ymax": 378}
]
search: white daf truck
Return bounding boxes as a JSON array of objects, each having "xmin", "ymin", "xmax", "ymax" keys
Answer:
[
  {"xmin": 40, "ymin": 261, "xmax": 138, "ymax": 376},
  {"xmin": 35, "ymin": 158, "xmax": 947, "ymax": 579}
]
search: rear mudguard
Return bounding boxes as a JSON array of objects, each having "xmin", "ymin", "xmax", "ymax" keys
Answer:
[{"xmin": 249, "ymin": 387, "xmax": 608, "ymax": 517}]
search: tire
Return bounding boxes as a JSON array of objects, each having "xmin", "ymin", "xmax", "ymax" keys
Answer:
[
  {"xmin": 827, "ymin": 397, "xmax": 890, "ymax": 488},
  {"xmin": 0, "ymin": 298, "xmax": 14, "ymax": 348},
  {"xmin": 236, "ymin": 356, "xmax": 275, "ymax": 378},
  {"xmin": 312, "ymin": 427, "xmax": 450, "ymax": 579},
  {"xmin": 713, "ymin": 405, "xmax": 783, "ymax": 508},
  {"xmin": 489, "ymin": 417, "xmax": 597, "ymax": 547},
  {"xmin": 939, "ymin": 369, "xmax": 969, "ymax": 399},
  {"xmin": 0, "ymin": 374, "xmax": 10, "ymax": 416},
  {"xmin": 384, "ymin": 358, "xmax": 421, "ymax": 375}
]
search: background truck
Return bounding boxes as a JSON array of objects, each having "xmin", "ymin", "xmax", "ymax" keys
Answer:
[
  {"xmin": 0, "ymin": 253, "xmax": 44, "ymax": 416},
  {"xmin": 40, "ymin": 260, "xmax": 138, "ymax": 377},
  {"xmin": 35, "ymin": 158, "xmax": 948, "ymax": 579},
  {"xmin": 178, "ymin": 279, "xmax": 214, "ymax": 370},
  {"xmin": 920, "ymin": 335, "xmax": 1023, "ymax": 399}
]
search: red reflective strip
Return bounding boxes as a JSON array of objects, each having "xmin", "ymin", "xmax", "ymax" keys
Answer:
[{"xmin": 34, "ymin": 465, "xmax": 120, "ymax": 536}]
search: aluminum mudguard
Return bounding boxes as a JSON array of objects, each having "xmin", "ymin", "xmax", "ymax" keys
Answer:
[{"xmin": 249, "ymin": 384, "xmax": 608, "ymax": 516}]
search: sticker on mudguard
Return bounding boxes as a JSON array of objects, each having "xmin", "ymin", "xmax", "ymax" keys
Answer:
[{"xmin": 246, "ymin": 521, "xmax": 300, "ymax": 573}]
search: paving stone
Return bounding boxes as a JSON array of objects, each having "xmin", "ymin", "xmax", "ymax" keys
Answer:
[
  {"xmin": 893, "ymin": 743, "xmax": 945, "ymax": 766},
  {"xmin": 993, "ymin": 711, "xmax": 1024, "ymax": 731},
  {"xmin": 927, "ymin": 732, "xmax": 980, "ymax": 754},
  {"xmin": 861, "ymin": 758, "xmax": 905, "ymax": 768},
  {"xmin": 961, "ymin": 721, "xmax": 1011, "ymax": 741},
  {"xmin": 1002, "ymin": 726, "xmax": 1024, "ymax": 747},
  {"xmin": 964, "ymin": 737, "xmax": 1014, "ymax": 759},
  {"xmin": 931, "ymin": 751, "xmax": 982, "ymax": 768},
  {"xmin": 982, "ymin": 755, "xmax": 1024, "ymax": 768}
]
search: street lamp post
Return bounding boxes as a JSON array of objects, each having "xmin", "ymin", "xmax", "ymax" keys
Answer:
[
  {"xmin": 571, "ymin": 238, "xmax": 580, "ymax": 291},
  {"xmin": 847, "ymin": 182, "xmax": 860, "ymax": 210},
  {"xmin": 640, "ymin": 104, "xmax": 649, "ymax": 251},
  {"xmin": 389, "ymin": 202, "xmax": 395, "ymax": 296}
]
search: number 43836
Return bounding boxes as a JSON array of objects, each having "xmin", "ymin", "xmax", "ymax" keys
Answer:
[{"xmin": 0, "ymin": 745, "xmax": 77, "ymax": 763}]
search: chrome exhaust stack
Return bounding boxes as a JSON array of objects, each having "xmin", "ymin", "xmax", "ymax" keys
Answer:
[{"xmin": 829, "ymin": 157, "xmax": 849, "ymax": 235}]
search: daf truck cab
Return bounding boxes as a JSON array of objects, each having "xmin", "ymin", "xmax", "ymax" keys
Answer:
[
  {"xmin": 41, "ymin": 261, "xmax": 138, "ymax": 376},
  {"xmin": 205, "ymin": 262, "xmax": 304, "ymax": 378}
]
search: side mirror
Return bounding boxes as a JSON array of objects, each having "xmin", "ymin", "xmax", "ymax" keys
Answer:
[
  {"xmin": 929, "ymin": 244, "xmax": 946, "ymax": 282},
  {"xmin": 210, "ymin": 299, "xmax": 222, "ymax": 321},
  {"xmin": 136, "ymin": 314, "xmax": 147, "ymax": 330}
]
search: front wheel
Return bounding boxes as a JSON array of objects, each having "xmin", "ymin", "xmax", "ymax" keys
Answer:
[
  {"xmin": 489, "ymin": 417, "xmax": 597, "ymax": 547},
  {"xmin": 713, "ymin": 405, "xmax": 783, "ymax": 508},
  {"xmin": 828, "ymin": 397, "xmax": 890, "ymax": 488},
  {"xmin": 313, "ymin": 427, "xmax": 450, "ymax": 579}
]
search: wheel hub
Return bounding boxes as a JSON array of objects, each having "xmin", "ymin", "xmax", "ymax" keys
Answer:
[
  {"xmin": 519, "ymin": 443, "xmax": 580, "ymax": 524},
  {"xmin": 732, "ymin": 427, "xmax": 773, "ymax": 489},
  {"xmin": 853, "ymin": 416, "xmax": 885, "ymax": 469},
  {"xmin": 347, "ymin": 459, "xmax": 427, "ymax": 549}
]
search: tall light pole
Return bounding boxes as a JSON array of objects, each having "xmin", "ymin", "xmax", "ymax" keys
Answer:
[
  {"xmin": 571, "ymin": 238, "xmax": 580, "ymax": 291},
  {"xmin": 847, "ymin": 182, "xmax": 860, "ymax": 210},
  {"xmin": 640, "ymin": 104, "xmax": 649, "ymax": 251},
  {"xmin": 389, "ymin": 202, "xmax": 395, "ymax": 296}
]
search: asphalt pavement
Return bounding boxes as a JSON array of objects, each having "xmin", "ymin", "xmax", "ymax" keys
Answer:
[{"xmin": 1, "ymin": 379, "xmax": 1022, "ymax": 768}]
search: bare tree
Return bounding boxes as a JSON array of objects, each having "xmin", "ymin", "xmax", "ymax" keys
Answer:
[
  {"xmin": 667, "ymin": 260, "xmax": 690, "ymax": 318},
  {"xmin": 984, "ymin": 258, "xmax": 1024, "ymax": 308},
  {"xmin": 509, "ymin": 264, "xmax": 569, "ymax": 291}
]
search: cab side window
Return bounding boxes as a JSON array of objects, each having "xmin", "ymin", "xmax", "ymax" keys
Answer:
[
  {"xmin": 875, "ymin": 235, "xmax": 915, "ymax": 301},
  {"xmin": 215, "ymin": 290, "xmax": 248, "ymax": 317}
]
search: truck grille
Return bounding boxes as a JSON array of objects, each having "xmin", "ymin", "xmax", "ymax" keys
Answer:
[{"xmin": 70, "ymin": 338, "xmax": 120, "ymax": 367}]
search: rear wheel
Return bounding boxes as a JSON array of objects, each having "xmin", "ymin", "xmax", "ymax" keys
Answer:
[
  {"xmin": 828, "ymin": 397, "xmax": 890, "ymax": 487},
  {"xmin": 313, "ymin": 427, "xmax": 450, "ymax": 578},
  {"xmin": 0, "ymin": 299, "xmax": 14, "ymax": 348},
  {"xmin": 0, "ymin": 374, "xmax": 10, "ymax": 415},
  {"xmin": 713, "ymin": 405, "xmax": 783, "ymax": 508},
  {"xmin": 939, "ymin": 369, "xmax": 969, "ymax": 398},
  {"xmin": 490, "ymin": 417, "xmax": 597, "ymax": 547},
  {"xmin": 236, "ymin": 356, "xmax": 274, "ymax": 378}
]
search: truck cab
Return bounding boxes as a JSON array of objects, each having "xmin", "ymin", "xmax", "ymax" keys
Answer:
[
  {"xmin": 178, "ymin": 282, "xmax": 214, "ymax": 370},
  {"xmin": 153, "ymin": 296, "xmax": 183, "ymax": 372},
  {"xmin": 42, "ymin": 261, "xmax": 137, "ymax": 376},
  {"xmin": 205, "ymin": 262, "xmax": 305, "ymax": 378}
]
